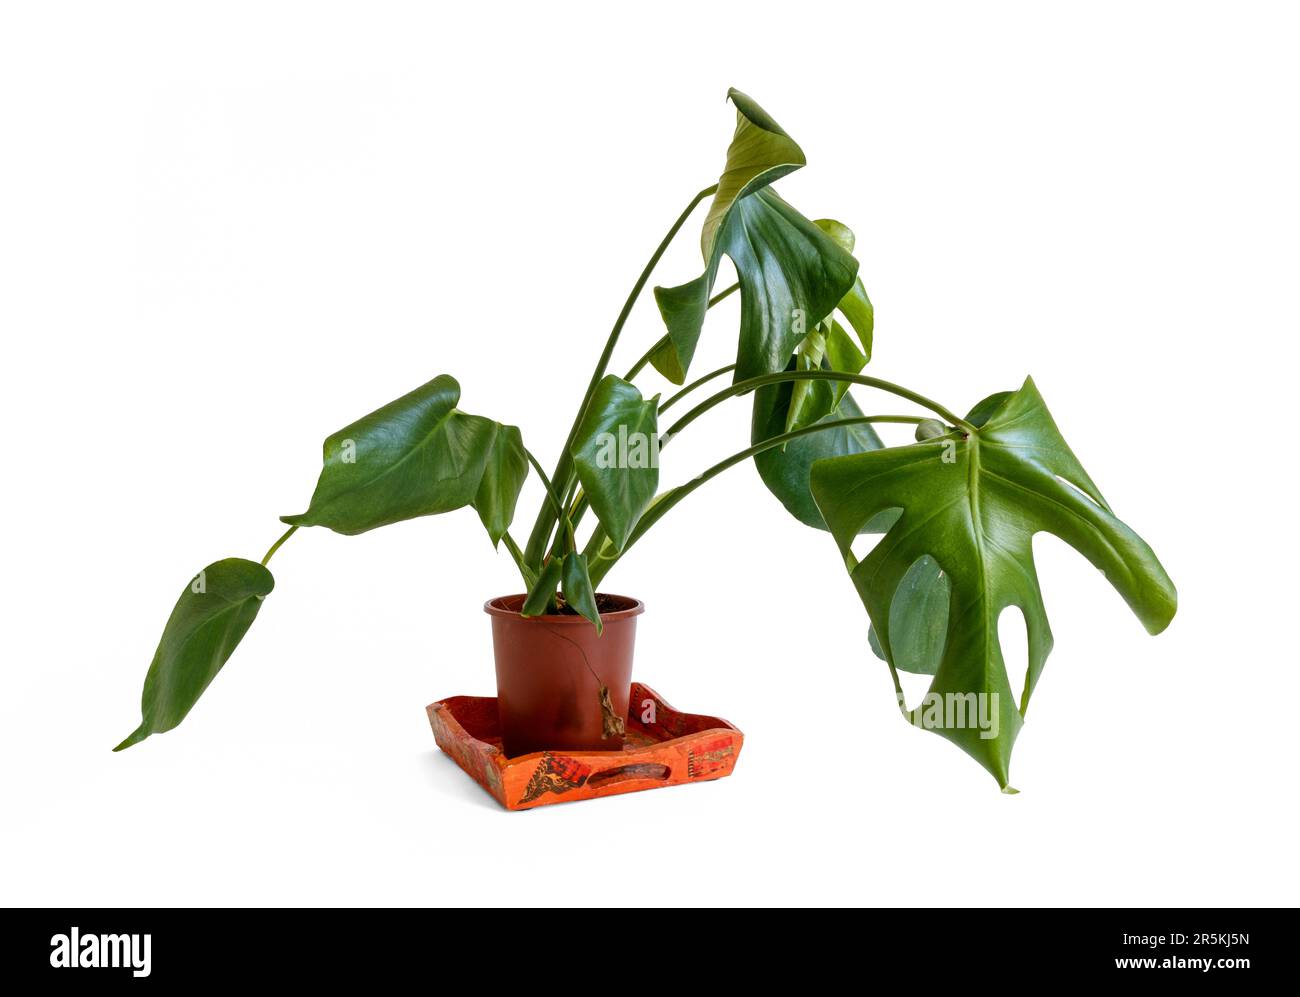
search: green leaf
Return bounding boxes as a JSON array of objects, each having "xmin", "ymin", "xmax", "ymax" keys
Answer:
[
  {"xmin": 915, "ymin": 418, "xmax": 949, "ymax": 441},
  {"xmin": 785, "ymin": 325, "xmax": 830, "ymax": 436},
  {"xmin": 751, "ymin": 369, "xmax": 887, "ymax": 533},
  {"xmin": 879, "ymin": 555, "xmax": 951, "ymax": 675},
  {"xmin": 966, "ymin": 390, "xmax": 1015, "ymax": 428},
  {"xmin": 650, "ymin": 92, "xmax": 857, "ymax": 385},
  {"xmin": 521, "ymin": 557, "xmax": 563, "ymax": 617},
  {"xmin": 474, "ymin": 424, "xmax": 528, "ymax": 547},
  {"xmin": 824, "ymin": 321, "xmax": 868, "ymax": 385},
  {"xmin": 810, "ymin": 377, "xmax": 1177, "ymax": 788},
  {"xmin": 834, "ymin": 278, "xmax": 874, "ymax": 359},
  {"xmin": 115, "ymin": 558, "xmax": 274, "ymax": 750},
  {"xmin": 570, "ymin": 375, "xmax": 659, "ymax": 552},
  {"xmin": 814, "ymin": 219, "xmax": 873, "ymax": 358},
  {"xmin": 561, "ymin": 552, "xmax": 603, "ymax": 634},
  {"xmin": 785, "ymin": 320, "xmax": 868, "ymax": 436},
  {"xmin": 282, "ymin": 374, "xmax": 522, "ymax": 539},
  {"xmin": 742, "ymin": 212, "xmax": 877, "ymax": 528},
  {"xmin": 701, "ymin": 88, "xmax": 806, "ymax": 262},
  {"xmin": 814, "ymin": 217, "xmax": 855, "ymax": 253},
  {"xmin": 725, "ymin": 189, "xmax": 860, "ymax": 383}
]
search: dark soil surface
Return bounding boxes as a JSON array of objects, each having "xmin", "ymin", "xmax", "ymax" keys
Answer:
[{"xmin": 552, "ymin": 593, "xmax": 626, "ymax": 615}]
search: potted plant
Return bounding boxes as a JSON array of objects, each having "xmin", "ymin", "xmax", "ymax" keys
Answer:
[{"xmin": 117, "ymin": 89, "xmax": 1176, "ymax": 791}]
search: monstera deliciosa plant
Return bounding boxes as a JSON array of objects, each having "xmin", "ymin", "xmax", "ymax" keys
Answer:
[{"xmin": 118, "ymin": 89, "xmax": 1176, "ymax": 790}]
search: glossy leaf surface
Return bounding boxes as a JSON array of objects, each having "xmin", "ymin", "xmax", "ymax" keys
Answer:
[
  {"xmin": 811, "ymin": 378, "xmax": 1177, "ymax": 787},
  {"xmin": 561, "ymin": 552, "xmax": 603, "ymax": 634},
  {"xmin": 650, "ymin": 92, "xmax": 857, "ymax": 385},
  {"xmin": 475, "ymin": 424, "xmax": 529, "ymax": 547},
  {"xmin": 282, "ymin": 375, "xmax": 524, "ymax": 540},
  {"xmin": 570, "ymin": 376, "xmax": 659, "ymax": 552},
  {"xmin": 748, "ymin": 215, "xmax": 876, "ymax": 527},
  {"xmin": 115, "ymin": 558, "xmax": 274, "ymax": 750},
  {"xmin": 751, "ymin": 374, "xmax": 885, "ymax": 533}
]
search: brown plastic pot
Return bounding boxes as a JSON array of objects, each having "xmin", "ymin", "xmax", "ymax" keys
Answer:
[{"xmin": 485, "ymin": 593, "xmax": 645, "ymax": 758}]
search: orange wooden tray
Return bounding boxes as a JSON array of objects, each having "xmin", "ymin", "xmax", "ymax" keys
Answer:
[{"xmin": 426, "ymin": 682, "xmax": 743, "ymax": 810}]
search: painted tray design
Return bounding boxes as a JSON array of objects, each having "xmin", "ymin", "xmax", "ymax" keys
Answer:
[{"xmin": 426, "ymin": 682, "xmax": 743, "ymax": 810}]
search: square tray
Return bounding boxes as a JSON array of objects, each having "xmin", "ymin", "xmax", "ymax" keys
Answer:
[{"xmin": 426, "ymin": 682, "xmax": 744, "ymax": 810}]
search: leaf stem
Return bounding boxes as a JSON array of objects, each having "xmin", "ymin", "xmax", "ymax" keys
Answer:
[
  {"xmin": 586, "ymin": 415, "xmax": 912, "ymax": 586},
  {"xmin": 501, "ymin": 532, "xmax": 537, "ymax": 589},
  {"xmin": 659, "ymin": 363, "xmax": 737, "ymax": 413},
  {"xmin": 524, "ymin": 447, "xmax": 576, "ymax": 551},
  {"xmin": 664, "ymin": 370, "xmax": 975, "ymax": 440},
  {"xmin": 260, "ymin": 525, "xmax": 297, "ymax": 566},
  {"xmin": 522, "ymin": 183, "xmax": 720, "ymax": 568}
]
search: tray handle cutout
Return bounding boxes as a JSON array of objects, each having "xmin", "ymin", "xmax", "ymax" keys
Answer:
[{"xmin": 587, "ymin": 763, "xmax": 671, "ymax": 788}]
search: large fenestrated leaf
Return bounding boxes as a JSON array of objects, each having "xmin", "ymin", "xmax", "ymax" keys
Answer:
[
  {"xmin": 282, "ymin": 374, "xmax": 525, "ymax": 539},
  {"xmin": 650, "ymin": 92, "xmax": 857, "ymax": 384},
  {"xmin": 570, "ymin": 376, "xmax": 659, "ymax": 552},
  {"xmin": 115, "ymin": 558, "xmax": 274, "ymax": 750},
  {"xmin": 865, "ymin": 391, "xmax": 1017, "ymax": 671},
  {"xmin": 810, "ymin": 378, "xmax": 1177, "ymax": 789}
]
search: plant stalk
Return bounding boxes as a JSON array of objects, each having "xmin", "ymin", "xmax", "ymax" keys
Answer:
[
  {"xmin": 663, "ymin": 370, "xmax": 975, "ymax": 439},
  {"xmin": 585, "ymin": 414, "xmax": 926, "ymax": 586},
  {"xmin": 522, "ymin": 183, "xmax": 719, "ymax": 568},
  {"xmin": 260, "ymin": 525, "xmax": 297, "ymax": 566}
]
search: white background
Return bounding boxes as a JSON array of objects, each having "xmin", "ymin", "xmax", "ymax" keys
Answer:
[{"xmin": 2, "ymin": 1, "xmax": 1296, "ymax": 908}]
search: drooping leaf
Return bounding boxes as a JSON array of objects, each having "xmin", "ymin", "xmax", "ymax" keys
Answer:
[
  {"xmin": 872, "ymin": 392, "xmax": 1031, "ymax": 668},
  {"xmin": 561, "ymin": 552, "xmax": 603, "ymax": 634},
  {"xmin": 751, "ymin": 369, "xmax": 888, "ymax": 533},
  {"xmin": 650, "ymin": 92, "xmax": 857, "ymax": 385},
  {"xmin": 570, "ymin": 375, "xmax": 659, "ymax": 552},
  {"xmin": 521, "ymin": 557, "xmax": 563, "ymax": 617},
  {"xmin": 474, "ymin": 424, "xmax": 529, "ymax": 547},
  {"xmin": 739, "ymin": 211, "xmax": 875, "ymax": 526},
  {"xmin": 700, "ymin": 89, "xmax": 806, "ymax": 257},
  {"xmin": 724, "ymin": 190, "xmax": 859, "ymax": 383},
  {"xmin": 779, "ymin": 214, "xmax": 872, "ymax": 438},
  {"xmin": 810, "ymin": 377, "xmax": 1177, "ymax": 788},
  {"xmin": 115, "ymin": 558, "xmax": 274, "ymax": 750},
  {"xmin": 282, "ymin": 375, "xmax": 523, "ymax": 539}
]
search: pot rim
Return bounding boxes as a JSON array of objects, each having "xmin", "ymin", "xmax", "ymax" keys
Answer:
[{"xmin": 484, "ymin": 593, "xmax": 645, "ymax": 622}]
